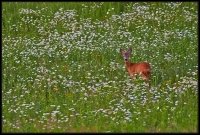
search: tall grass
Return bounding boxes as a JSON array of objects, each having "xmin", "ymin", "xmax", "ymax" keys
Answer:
[{"xmin": 2, "ymin": 2, "xmax": 198, "ymax": 132}]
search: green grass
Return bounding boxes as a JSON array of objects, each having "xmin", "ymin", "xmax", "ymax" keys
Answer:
[{"xmin": 2, "ymin": 2, "xmax": 198, "ymax": 133}]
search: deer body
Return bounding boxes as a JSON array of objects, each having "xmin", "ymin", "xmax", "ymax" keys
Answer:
[
  {"xmin": 125, "ymin": 61, "xmax": 150, "ymax": 80},
  {"xmin": 120, "ymin": 48, "xmax": 151, "ymax": 86}
]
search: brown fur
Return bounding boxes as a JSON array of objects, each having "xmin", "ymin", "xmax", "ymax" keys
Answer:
[{"xmin": 125, "ymin": 61, "xmax": 151, "ymax": 80}]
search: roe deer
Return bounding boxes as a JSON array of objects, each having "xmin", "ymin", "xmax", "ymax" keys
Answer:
[{"xmin": 120, "ymin": 48, "xmax": 151, "ymax": 88}]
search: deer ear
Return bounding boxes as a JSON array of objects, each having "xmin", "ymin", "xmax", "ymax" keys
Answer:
[
  {"xmin": 120, "ymin": 48, "xmax": 123, "ymax": 53},
  {"xmin": 128, "ymin": 48, "xmax": 132, "ymax": 53}
]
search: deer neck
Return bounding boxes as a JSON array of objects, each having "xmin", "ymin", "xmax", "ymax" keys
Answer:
[
  {"xmin": 125, "ymin": 60, "xmax": 134, "ymax": 67},
  {"xmin": 124, "ymin": 60, "xmax": 135, "ymax": 75}
]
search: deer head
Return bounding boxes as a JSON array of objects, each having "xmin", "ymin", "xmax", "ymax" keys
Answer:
[{"xmin": 120, "ymin": 48, "xmax": 132, "ymax": 61}]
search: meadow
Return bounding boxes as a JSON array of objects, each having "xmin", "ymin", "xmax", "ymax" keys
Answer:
[{"xmin": 2, "ymin": 2, "xmax": 198, "ymax": 132}]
